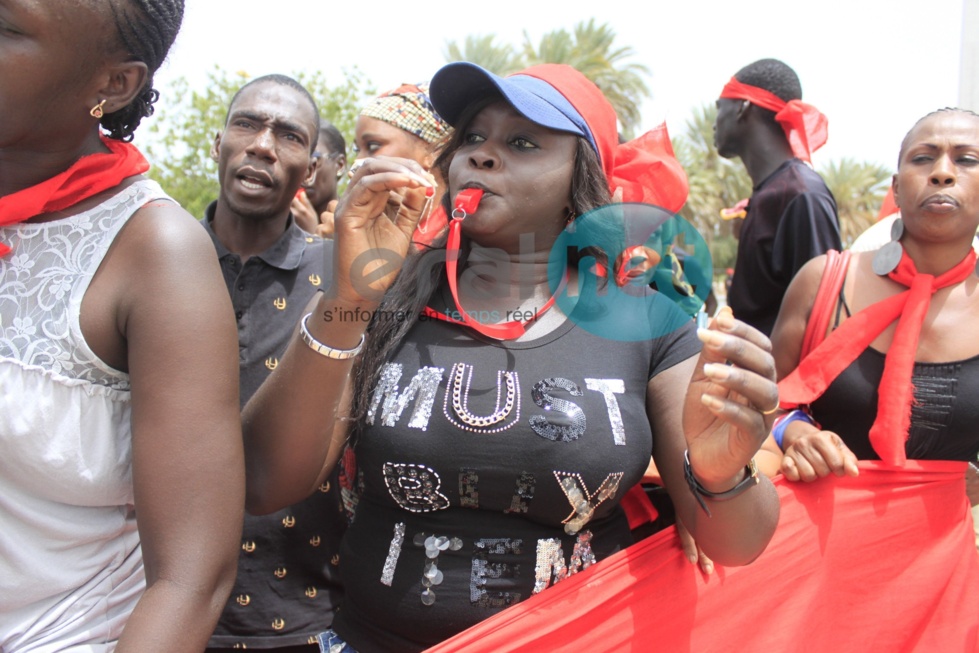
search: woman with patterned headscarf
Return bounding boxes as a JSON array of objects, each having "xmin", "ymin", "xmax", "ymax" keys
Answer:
[
  {"xmin": 300, "ymin": 84, "xmax": 454, "ymax": 241},
  {"xmin": 351, "ymin": 83, "xmax": 453, "ymax": 240},
  {"xmin": 355, "ymin": 83, "xmax": 451, "ymax": 166}
]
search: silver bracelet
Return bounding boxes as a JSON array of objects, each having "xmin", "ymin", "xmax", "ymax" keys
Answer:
[{"xmin": 299, "ymin": 313, "xmax": 365, "ymax": 360}]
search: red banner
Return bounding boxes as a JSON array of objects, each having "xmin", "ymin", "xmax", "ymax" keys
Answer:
[{"xmin": 428, "ymin": 461, "xmax": 979, "ymax": 652}]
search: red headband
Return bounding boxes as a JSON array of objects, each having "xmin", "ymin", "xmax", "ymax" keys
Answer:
[
  {"xmin": 413, "ymin": 66, "xmax": 690, "ymax": 249},
  {"xmin": 719, "ymin": 77, "xmax": 828, "ymax": 163},
  {"xmin": 520, "ymin": 64, "xmax": 689, "ymax": 213}
]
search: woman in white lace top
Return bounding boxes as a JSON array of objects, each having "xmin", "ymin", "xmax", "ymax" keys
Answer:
[{"xmin": 0, "ymin": 1, "xmax": 244, "ymax": 651}]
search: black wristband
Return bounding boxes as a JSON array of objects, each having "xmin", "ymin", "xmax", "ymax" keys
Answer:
[{"xmin": 684, "ymin": 450, "xmax": 759, "ymax": 517}]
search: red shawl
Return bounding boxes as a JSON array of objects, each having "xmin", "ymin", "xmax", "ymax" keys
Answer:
[
  {"xmin": 0, "ymin": 138, "xmax": 149, "ymax": 256},
  {"xmin": 429, "ymin": 463, "xmax": 979, "ymax": 652}
]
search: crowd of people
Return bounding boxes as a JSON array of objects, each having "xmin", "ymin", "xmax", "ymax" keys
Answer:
[{"xmin": 2, "ymin": 1, "xmax": 978, "ymax": 652}]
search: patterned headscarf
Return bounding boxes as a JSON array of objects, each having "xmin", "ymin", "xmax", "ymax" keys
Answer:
[{"xmin": 360, "ymin": 83, "xmax": 452, "ymax": 145}]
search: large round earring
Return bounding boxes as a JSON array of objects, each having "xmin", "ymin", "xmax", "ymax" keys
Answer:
[
  {"xmin": 89, "ymin": 99, "xmax": 107, "ymax": 119},
  {"xmin": 872, "ymin": 217, "xmax": 904, "ymax": 276},
  {"xmin": 336, "ymin": 169, "xmax": 344, "ymax": 180}
]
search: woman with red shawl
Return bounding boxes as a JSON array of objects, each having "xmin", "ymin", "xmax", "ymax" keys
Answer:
[
  {"xmin": 774, "ymin": 109, "xmax": 979, "ymax": 482},
  {"xmin": 0, "ymin": 1, "xmax": 243, "ymax": 650}
]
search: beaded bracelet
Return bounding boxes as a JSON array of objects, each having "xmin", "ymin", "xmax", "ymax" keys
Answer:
[
  {"xmin": 771, "ymin": 409, "xmax": 818, "ymax": 450},
  {"xmin": 683, "ymin": 450, "xmax": 759, "ymax": 517}
]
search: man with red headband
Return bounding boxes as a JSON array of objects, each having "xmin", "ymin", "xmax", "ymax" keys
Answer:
[{"xmin": 715, "ymin": 58, "xmax": 841, "ymax": 335}]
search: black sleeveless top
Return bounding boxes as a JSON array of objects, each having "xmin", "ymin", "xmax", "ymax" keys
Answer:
[
  {"xmin": 810, "ymin": 281, "xmax": 979, "ymax": 461},
  {"xmin": 812, "ymin": 348, "xmax": 979, "ymax": 461}
]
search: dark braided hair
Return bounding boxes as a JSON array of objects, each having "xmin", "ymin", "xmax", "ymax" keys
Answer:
[
  {"xmin": 100, "ymin": 0, "xmax": 185, "ymax": 141},
  {"xmin": 897, "ymin": 107, "xmax": 979, "ymax": 167}
]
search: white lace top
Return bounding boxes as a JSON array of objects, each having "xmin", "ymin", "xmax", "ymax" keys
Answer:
[{"xmin": 0, "ymin": 179, "xmax": 169, "ymax": 652}]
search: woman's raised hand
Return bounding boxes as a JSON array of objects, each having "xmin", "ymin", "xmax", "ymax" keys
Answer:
[
  {"xmin": 330, "ymin": 157, "xmax": 435, "ymax": 305},
  {"xmin": 683, "ymin": 306, "xmax": 778, "ymax": 490}
]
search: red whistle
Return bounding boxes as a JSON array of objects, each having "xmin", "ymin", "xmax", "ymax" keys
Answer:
[{"xmin": 453, "ymin": 188, "xmax": 483, "ymax": 216}]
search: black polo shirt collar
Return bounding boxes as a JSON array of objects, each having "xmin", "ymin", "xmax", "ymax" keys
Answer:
[{"xmin": 202, "ymin": 200, "xmax": 308, "ymax": 271}]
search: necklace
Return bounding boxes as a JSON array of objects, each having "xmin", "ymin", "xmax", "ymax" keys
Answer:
[{"xmin": 442, "ymin": 362, "xmax": 521, "ymax": 433}]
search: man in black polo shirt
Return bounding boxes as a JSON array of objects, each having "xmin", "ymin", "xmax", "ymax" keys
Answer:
[
  {"xmin": 714, "ymin": 58, "xmax": 841, "ymax": 336},
  {"xmin": 202, "ymin": 74, "xmax": 345, "ymax": 653}
]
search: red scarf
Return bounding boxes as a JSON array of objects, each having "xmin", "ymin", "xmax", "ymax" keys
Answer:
[
  {"xmin": 521, "ymin": 65, "xmax": 689, "ymax": 213},
  {"xmin": 420, "ymin": 189, "xmax": 565, "ymax": 340},
  {"xmin": 0, "ymin": 138, "xmax": 149, "ymax": 256},
  {"xmin": 779, "ymin": 249, "xmax": 977, "ymax": 465},
  {"xmin": 411, "ymin": 68, "xmax": 691, "ymax": 247},
  {"xmin": 420, "ymin": 66, "xmax": 692, "ymax": 339},
  {"xmin": 719, "ymin": 77, "xmax": 828, "ymax": 163}
]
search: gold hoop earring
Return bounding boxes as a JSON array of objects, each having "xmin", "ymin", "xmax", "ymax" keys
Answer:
[{"xmin": 90, "ymin": 100, "xmax": 107, "ymax": 119}]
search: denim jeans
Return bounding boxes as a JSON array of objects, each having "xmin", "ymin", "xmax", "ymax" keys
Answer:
[{"xmin": 316, "ymin": 629, "xmax": 357, "ymax": 653}]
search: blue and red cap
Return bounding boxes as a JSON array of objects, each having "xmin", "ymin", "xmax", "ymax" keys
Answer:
[
  {"xmin": 429, "ymin": 62, "xmax": 688, "ymax": 212},
  {"xmin": 430, "ymin": 62, "xmax": 600, "ymax": 158}
]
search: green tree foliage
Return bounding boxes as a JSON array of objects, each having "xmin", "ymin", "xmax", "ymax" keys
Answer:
[
  {"xmin": 145, "ymin": 66, "xmax": 374, "ymax": 219},
  {"xmin": 524, "ymin": 20, "xmax": 650, "ymax": 138},
  {"xmin": 818, "ymin": 158, "xmax": 892, "ymax": 247},
  {"xmin": 444, "ymin": 20, "xmax": 650, "ymax": 137},
  {"xmin": 443, "ymin": 35, "xmax": 521, "ymax": 76}
]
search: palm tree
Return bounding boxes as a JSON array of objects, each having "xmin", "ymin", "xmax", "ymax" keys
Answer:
[
  {"xmin": 443, "ymin": 22, "xmax": 651, "ymax": 137},
  {"xmin": 443, "ymin": 35, "xmax": 522, "ymax": 76},
  {"xmin": 523, "ymin": 20, "xmax": 651, "ymax": 137},
  {"xmin": 819, "ymin": 158, "xmax": 893, "ymax": 247}
]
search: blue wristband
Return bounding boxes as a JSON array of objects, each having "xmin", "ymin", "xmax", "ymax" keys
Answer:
[{"xmin": 772, "ymin": 409, "xmax": 816, "ymax": 450}]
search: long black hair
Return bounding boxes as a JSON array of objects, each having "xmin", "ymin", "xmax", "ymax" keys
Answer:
[
  {"xmin": 100, "ymin": 0, "xmax": 185, "ymax": 141},
  {"xmin": 347, "ymin": 94, "xmax": 612, "ymax": 432}
]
